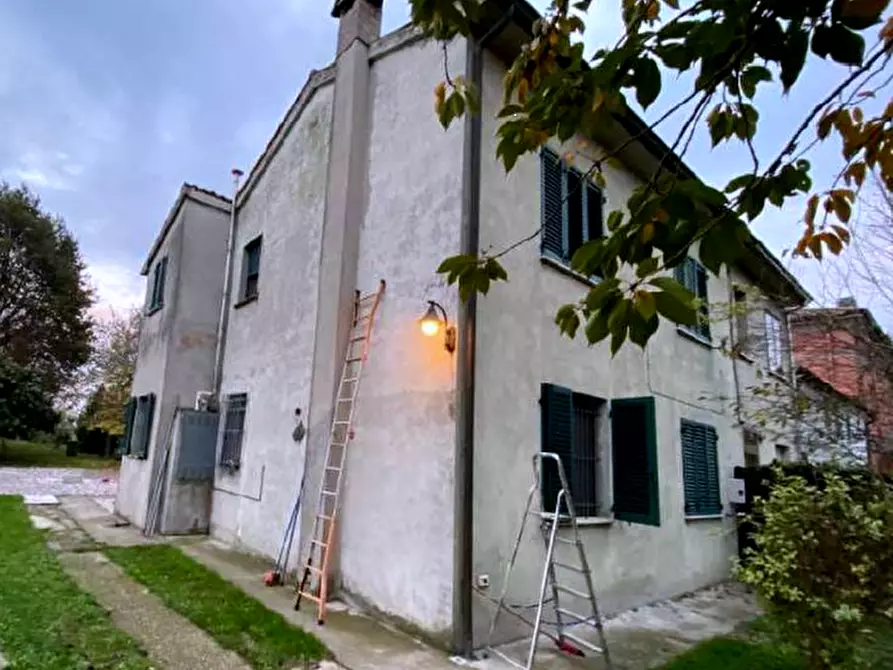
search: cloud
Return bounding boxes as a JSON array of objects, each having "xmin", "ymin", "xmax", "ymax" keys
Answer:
[
  {"xmin": 2, "ymin": 150, "xmax": 85, "ymax": 191},
  {"xmin": 155, "ymin": 91, "xmax": 194, "ymax": 146},
  {"xmin": 85, "ymin": 261, "xmax": 145, "ymax": 317}
]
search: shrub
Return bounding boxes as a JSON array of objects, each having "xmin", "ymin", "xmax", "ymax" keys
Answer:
[{"xmin": 735, "ymin": 469, "xmax": 893, "ymax": 668}]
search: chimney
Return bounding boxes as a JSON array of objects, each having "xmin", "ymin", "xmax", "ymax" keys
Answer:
[
  {"xmin": 837, "ymin": 297, "xmax": 858, "ymax": 308},
  {"xmin": 332, "ymin": 0, "xmax": 383, "ymax": 56}
]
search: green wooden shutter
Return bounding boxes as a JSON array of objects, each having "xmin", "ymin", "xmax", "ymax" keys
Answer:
[
  {"xmin": 132, "ymin": 394, "xmax": 156, "ymax": 459},
  {"xmin": 121, "ymin": 398, "xmax": 136, "ymax": 455},
  {"xmin": 611, "ymin": 396, "xmax": 660, "ymax": 526},
  {"xmin": 541, "ymin": 383, "xmax": 574, "ymax": 515},
  {"xmin": 157, "ymin": 257, "xmax": 167, "ymax": 307},
  {"xmin": 695, "ymin": 262, "xmax": 710, "ymax": 340},
  {"xmin": 681, "ymin": 420, "xmax": 721, "ymax": 516},
  {"xmin": 585, "ymin": 181, "xmax": 603, "ymax": 241},
  {"xmin": 540, "ymin": 149, "xmax": 565, "ymax": 260}
]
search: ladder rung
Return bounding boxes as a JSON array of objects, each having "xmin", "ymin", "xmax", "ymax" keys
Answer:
[
  {"xmin": 303, "ymin": 564, "xmax": 324, "ymax": 574},
  {"xmin": 342, "ymin": 377, "xmax": 359, "ymax": 384},
  {"xmin": 317, "ymin": 515, "xmax": 333, "ymax": 522},
  {"xmin": 349, "ymin": 335, "xmax": 366, "ymax": 342},
  {"xmin": 553, "ymin": 561, "xmax": 585, "ymax": 573},
  {"xmin": 337, "ymin": 397, "xmax": 354, "ymax": 403},
  {"xmin": 310, "ymin": 539, "xmax": 328, "ymax": 546},
  {"xmin": 347, "ymin": 357, "xmax": 363, "ymax": 362},
  {"xmin": 297, "ymin": 591, "xmax": 322, "ymax": 604},
  {"xmin": 333, "ymin": 420, "xmax": 350, "ymax": 425},
  {"xmin": 556, "ymin": 607, "xmax": 594, "ymax": 625},
  {"xmin": 561, "ymin": 632, "xmax": 603, "ymax": 654},
  {"xmin": 555, "ymin": 583, "xmax": 590, "ymax": 599},
  {"xmin": 321, "ymin": 490, "xmax": 337, "ymax": 496},
  {"xmin": 325, "ymin": 466, "xmax": 342, "ymax": 472},
  {"xmin": 555, "ymin": 536, "xmax": 577, "ymax": 545}
]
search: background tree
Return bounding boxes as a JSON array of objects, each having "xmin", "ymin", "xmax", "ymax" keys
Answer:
[
  {"xmin": 0, "ymin": 182, "xmax": 93, "ymax": 393},
  {"xmin": 411, "ymin": 0, "xmax": 893, "ymax": 353},
  {"xmin": 0, "ymin": 356, "xmax": 57, "ymax": 442}
]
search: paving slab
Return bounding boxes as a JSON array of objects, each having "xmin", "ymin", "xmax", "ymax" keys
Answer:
[
  {"xmin": 0, "ymin": 467, "xmax": 117, "ymax": 496},
  {"xmin": 59, "ymin": 551, "xmax": 251, "ymax": 670}
]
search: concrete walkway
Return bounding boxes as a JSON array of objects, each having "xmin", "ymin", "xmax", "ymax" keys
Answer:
[
  {"xmin": 61, "ymin": 551, "xmax": 251, "ymax": 670},
  {"xmin": 42, "ymin": 495, "xmax": 760, "ymax": 670}
]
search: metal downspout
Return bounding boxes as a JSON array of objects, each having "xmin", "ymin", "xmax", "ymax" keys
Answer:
[
  {"xmin": 212, "ymin": 168, "xmax": 243, "ymax": 398},
  {"xmin": 453, "ymin": 8, "xmax": 513, "ymax": 658}
]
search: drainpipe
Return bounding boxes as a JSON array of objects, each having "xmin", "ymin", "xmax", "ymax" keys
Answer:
[
  {"xmin": 453, "ymin": 9, "xmax": 513, "ymax": 658},
  {"xmin": 212, "ymin": 168, "xmax": 243, "ymax": 399}
]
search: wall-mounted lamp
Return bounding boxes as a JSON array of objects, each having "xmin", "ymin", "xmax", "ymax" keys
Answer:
[{"xmin": 419, "ymin": 300, "xmax": 457, "ymax": 353}]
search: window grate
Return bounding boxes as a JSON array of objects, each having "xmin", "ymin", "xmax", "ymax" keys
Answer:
[
  {"xmin": 242, "ymin": 237, "xmax": 262, "ymax": 300},
  {"xmin": 220, "ymin": 394, "xmax": 247, "ymax": 468},
  {"xmin": 675, "ymin": 257, "xmax": 710, "ymax": 341},
  {"xmin": 571, "ymin": 401, "xmax": 600, "ymax": 517}
]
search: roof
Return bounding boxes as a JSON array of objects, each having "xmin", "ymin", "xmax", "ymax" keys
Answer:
[
  {"xmin": 481, "ymin": 0, "xmax": 811, "ymax": 305},
  {"xmin": 791, "ymin": 306, "xmax": 892, "ymax": 349},
  {"xmin": 141, "ymin": 184, "xmax": 231, "ymax": 275},
  {"xmin": 796, "ymin": 365, "xmax": 869, "ymax": 414}
]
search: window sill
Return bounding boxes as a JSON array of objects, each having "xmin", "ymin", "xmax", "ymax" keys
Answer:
[
  {"xmin": 576, "ymin": 516, "xmax": 614, "ymax": 527},
  {"xmin": 145, "ymin": 305, "xmax": 162, "ymax": 317},
  {"xmin": 676, "ymin": 326, "xmax": 714, "ymax": 350},
  {"xmin": 685, "ymin": 513, "xmax": 724, "ymax": 522},
  {"xmin": 233, "ymin": 295, "xmax": 258, "ymax": 310},
  {"xmin": 737, "ymin": 351, "xmax": 756, "ymax": 364},
  {"xmin": 540, "ymin": 255, "xmax": 600, "ymax": 287}
]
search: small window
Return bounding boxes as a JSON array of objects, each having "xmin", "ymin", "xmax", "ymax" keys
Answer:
[
  {"xmin": 148, "ymin": 257, "xmax": 168, "ymax": 313},
  {"xmin": 220, "ymin": 393, "xmax": 247, "ymax": 468},
  {"xmin": 674, "ymin": 257, "xmax": 710, "ymax": 341},
  {"xmin": 733, "ymin": 288, "xmax": 749, "ymax": 354},
  {"xmin": 764, "ymin": 311, "xmax": 785, "ymax": 374},
  {"xmin": 680, "ymin": 419, "xmax": 722, "ymax": 516},
  {"xmin": 540, "ymin": 384, "xmax": 609, "ymax": 518},
  {"xmin": 129, "ymin": 394, "xmax": 156, "ymax": 459},
  {"xmin": 540, "ymin": 148, "xmax": 604, "ymax": 268},
  {"xmin": 241, "ymin": 236, "xmax": 262, "ymax": 301},
  {"xmin": 775, "ymin": 444, "xmax": 790, "ymax": 463}
]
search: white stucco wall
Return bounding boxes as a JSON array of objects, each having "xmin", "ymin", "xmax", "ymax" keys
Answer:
[
  {"xmin": 211, "ymin": 82, "xmax": 334, "ymax": 565},
  {"xmin": 117, "ymin": 195, "xmax": 230, "ymax": 529},
  {"xmin": 337, "ymin": 36, "xmax": 465, "ymax": 639},
  {"xmin": 472, "ymin": 48, "xmax": 743, "ymax": 643}
]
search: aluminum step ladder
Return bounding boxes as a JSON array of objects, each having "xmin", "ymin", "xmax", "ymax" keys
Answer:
[
  {"xmin": 295, "ymin": 279, "xmax": 385, "ymax": 624},
  {"xmin": 486, "ymin": 452, "xmax": 613, "ymax": 670}
]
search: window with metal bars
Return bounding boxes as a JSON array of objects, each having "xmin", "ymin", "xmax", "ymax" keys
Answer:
[
  {"xmin": 540, "ymin": 148, "xmax": 604, "ymax": 268},
  {"xmin": 674, "ymin": 257, "xmax": 710, "ymax": 341},
  {"xmin": 764, "ymin": 311, "xmax": 785, "ymax": 374},
  {"xmin": 540, "ymin": 384, "xmax": 610, "ymax": 519},
  {"xmin": 680, "ymin": 419, "xmax": 722, "ymax": 517},
  {"xmin": 220, "ymin": 393, "xmax": 247, "ymax": 468},
  {"xmin": 128, "ymin": 394, "xmax": 155, "ymax": 459}
]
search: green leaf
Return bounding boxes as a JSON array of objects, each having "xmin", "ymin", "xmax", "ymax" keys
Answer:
[
  {"xmin": 654, "ymin": 290, "xmax": 698, "ymax": 326},
  {"xmin": 484, "ymin": 257, "xmax": 508, "ymax": 281},
  {"xmin": 655, "ymin": 43, "xmax": 692, "ymax": 70},
  {"xmin": 584, "ymin": 312, "xmax": 610, "ymax": 344},
  {"xmin": 709, "ymin": 109, "xmax": 729, "ymax": 147},
  {"xmin": 571, "ymin": 240, "xmax": 602, "ymax": 274},
  {"xmin": 628, "ymin": 309, "xmax": 659, "ymax": 348},
  {"xmin": 555, "ymin": 304, "xmax": 580, "ymax": 339},
  {"xmin": 497, "ymin": 104, "xmax": 525, "ymax": 118},
  {"xmin": 633, "ymin": 57, "xmax": 662, "ymax": 110},
  {"xmin": 828, "ymin": 24, "xmax": 866, "ymax": 66},
  {"xmin": 584, "ymin": 278, "xmax": 621, "ymax": 311},
  {"xmin": 606, "ymin": 210, "xmax": 624, "ymax": 232},
  {"xmin": 636, "ymin": 257, "xmax": 660, "ymax": 278},
  {"xmin": 740, "ymin": 65, "xmax": 772, "ymax": 99},
  {"xmin": 811, "ymin": 24, "xmax": 834, "ymax": 59},
  {"xmin": 649, "ymin": 276, "xmax": 694, "ymax": 304},
  {"xmin": 725, "ymin": 173, "xmax": 757, "ymax": 194},
  {"xmin": 780, "ymin": 25, "xmax": 809, "ymax": 91},
  {"xmin": 635, "ymin": 291, "xmax": 657, "ymax": 321},
  {"xmin": 610, "ymin": 326, "xmax": 628, "ymax": 356}
]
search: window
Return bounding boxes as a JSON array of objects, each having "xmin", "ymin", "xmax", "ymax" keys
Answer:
[
  {"xmin": 220, "ymin": 393, "xmax": 247, "ymax": 468},
  {"xmin": 744, "ymin": 430, "xmax": 760, "ymax": 468},
  {"xmin": 680, "ymin": 420, "xmax": 722, "ymax": 516},
  {"xmin": 148, "ymin": 257, "xmax": 168, "ymax": 313},
  {"xmin": 128, "ymin": 394, "xmax": 156, "ymax": 459},
  {"xmin": 674, "ymin": 257, "xmax": 710, "ymax": 341},
  {"xmin": 241, "ymin": 236, "xmax": 262, "ymax": 301},
  {"xmin": 611, "ymin": 397, "xmax": 660, "ymax": 525},
  {"xmin": 733, "ymin": 288, "xmax": 749, "ymax": 354},
  {"xmin": 764, "ymin": 311, "xmax": 784, "ymax": 374},
  {"xmin": 775, "ymin": 444, "xmax": 790, "ymax": 463},
  {"xmin": 540, "ymin": 148, "xmax": 604, "ymax": 267},
  {"xmin": 540, "ymin": 384, "xmax": 608, "ymax": 518}
]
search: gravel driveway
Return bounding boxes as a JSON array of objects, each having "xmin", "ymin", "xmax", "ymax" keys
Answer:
[{"xmin": 0, "ymin": 467, "xmax": 118, "ymax": 497}]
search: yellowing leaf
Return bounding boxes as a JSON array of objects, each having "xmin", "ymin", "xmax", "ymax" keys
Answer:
[{"xmin": 805, "ymin": 194, "xmax": 820, "ymax": 228}]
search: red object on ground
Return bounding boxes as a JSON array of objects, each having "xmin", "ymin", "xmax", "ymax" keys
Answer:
[
  {"xmin": 263, "ymin": 570, "xmax": 282, "ymax": 587},
  {"xmin": 556, "ymin": 639, "xmax": 585, "ymax": 657}
]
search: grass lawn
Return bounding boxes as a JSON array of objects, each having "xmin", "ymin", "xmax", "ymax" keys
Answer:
[
  {"xmin": 661, "ymin": 617, "xmax": 893, "ymax": 669},
  {"xmin": 0, "ymin": 496, "xmax": 150, "ymax": 669},
  {"xmin": 105, "ymin": 544, "xmax": 329, "ymax": 669},
  {"xmin": 0, "ymin": 439, "xmax": 118, "ymax": 469}
]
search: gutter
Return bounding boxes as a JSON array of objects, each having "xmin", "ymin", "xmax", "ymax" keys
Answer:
[
  {"xmin": 453, "ymin": 7, "xmax": 514, "ymax": 658},
  {"xmin": 212, "ymin": 169, "xmax": 244, "ymax": 399}
]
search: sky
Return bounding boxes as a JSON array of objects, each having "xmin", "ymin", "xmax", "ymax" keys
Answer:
[{"xmin": 1, "ymin": 1, "xmax": 889, "ymax": 330}]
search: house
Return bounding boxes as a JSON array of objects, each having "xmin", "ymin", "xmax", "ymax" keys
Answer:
[
  {"xmin": 117, "ymin": 0, "xmax": 813, "ymax": 652},
  {"xmin": 790, "ymin": 298, "xmax": 893, "ymax": 471}
]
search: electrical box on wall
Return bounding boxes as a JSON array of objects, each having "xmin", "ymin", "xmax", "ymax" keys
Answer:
[{"xmin": 728, "ymin": 478, "xmax": 746, "ymax": 504}]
